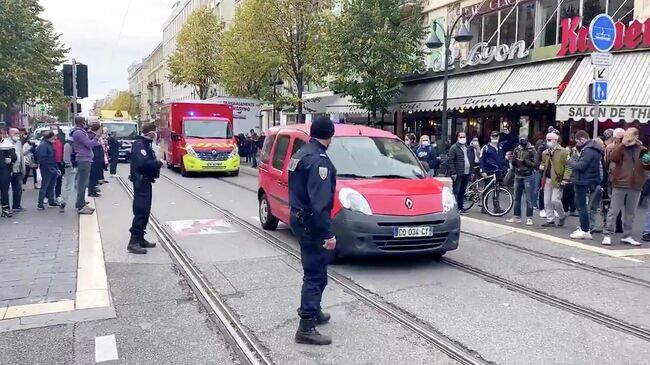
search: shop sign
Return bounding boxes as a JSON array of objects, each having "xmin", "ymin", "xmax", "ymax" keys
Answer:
[
  {"xmin": 557, "ymin": 105, "xmax": 650, "ymax": 122},
  {"xmin": 557, "ymin": 16, "xmax": 650, "ymax": 56},
  {"xmin": 461, "ymin": 0, "xmax": 533, "ymax": 17},
  {"xmin": 433, "ymin": 40, "xmax": 529, "ymax": 71}
]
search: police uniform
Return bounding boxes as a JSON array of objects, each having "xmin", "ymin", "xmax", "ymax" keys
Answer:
[
  {"xmin": 288, "ymin": 117, "xmax": 336, "ymax": 346},
  {"xmin": 128, "ymin": 134, "xmax": 162, "ymax": 254}
]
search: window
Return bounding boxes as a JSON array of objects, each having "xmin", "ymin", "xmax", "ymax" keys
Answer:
[
  {"xmin": 608, "ymin": 0, "xmax": 633, "ymax": 23},
  {"xmin": 469, "ymin": 16, "xmax": 482, "ymax": 48},
  {"xmin": 327, "ymin": 137, "xmax": 426, "ymax": 179},
  {"xmin": 260, "ymin": 134, "xmax": 276, "ymax": 164},
  {"xmin": 291, "ymin": 138, "xmax": 306, "ymax": 158},
  {"xmin": 540, "ymin": 0, "xmax": 558, "ymax": 46},
  {"xmin": 271, "ymin": 135, "xmax": 290, "ymax": 170},
  {"xmin": 183, "ymin": 119, "xmax": 232, "ymax": 139},
  {"xmin": 517, "ymin": 1, "xmax": 535, "ymax": 45},
  {"xmin": 582, "ymin": 0, "xmax": 607, "ymax": 26},
  {"xmin": 560, "ymin": 0, "xmax": 580, "ymax": 24},
  {"xmin": 499, "ymin": 7, "xmax": 517, "ymax": 45},
  {"xmin": 483, "ymin": 12, "xmax": 499, "ymax": 46}
]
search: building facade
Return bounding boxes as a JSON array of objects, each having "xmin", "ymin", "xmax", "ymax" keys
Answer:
[{"xmin": 395, "ymin": 0, "xmax": 649, "ymax": 146}]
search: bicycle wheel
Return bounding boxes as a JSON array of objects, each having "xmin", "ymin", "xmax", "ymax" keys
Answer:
[
  {"xmin": 463, "ymin": 184, "xmax": 479, "ymax": 210},
  {"xmin": 483, "ymin": 187, "xmax": 513, "ymax": 217}
]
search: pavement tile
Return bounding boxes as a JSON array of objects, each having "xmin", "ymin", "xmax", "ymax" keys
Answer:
[{"xmin": 0, "ymin": 189, "xmax": 79, "ymax": 308}]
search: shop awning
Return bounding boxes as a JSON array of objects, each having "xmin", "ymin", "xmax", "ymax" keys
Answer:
[
  {"xmin": 556, "ymin": 51, "xmax": 650, "ymax": 123},
  {"xmin": 398, "ymin": 59, "xmax": 577, "ymax": 112},
  {"xmin": 325, "ymin": 95, "xmax": 368, "ymax": 115}
]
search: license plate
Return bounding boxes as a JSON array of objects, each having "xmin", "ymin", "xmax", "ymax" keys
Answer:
[
  {"xmin": 206, "ymin": 162, "xmax": 223, "ymax": 167},
  {"xmin": 393, "ymin": 226, "xmax": 433, "ymax": 238}
]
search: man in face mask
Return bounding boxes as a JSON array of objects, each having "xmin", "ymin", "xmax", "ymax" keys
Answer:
[
  {"xmin": 539, "ymin": 133, "xmax": 571, "ymax": 227},
  {"xmin": 480, "ymin": 131, "xmax": 507, "ymax": 179},
  {"xmin": 567, "ymin": 130, "xmax": 604, "ymax": 240},
  {"xmin": 448, "ymin": 132, "xmax": 475, "ymax": 214},
  {"xmin": 416, "ymin": 135, "xmax": 438, "ymax": 176},
  {"xmin": 602, "ymin": 128, "xmax": 647, "ymax": 246},
  {"xmin": 506, "ymin": 135, "xmax": 537, "ymax": 225},
  {"xmin": 128, "ymin": 122, "xmax": 163, "ymax": 255}
]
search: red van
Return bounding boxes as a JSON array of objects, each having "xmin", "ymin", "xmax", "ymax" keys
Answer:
[{"xmin": 257, "ymin": 124, "xmax": 460, "ymax": 258}]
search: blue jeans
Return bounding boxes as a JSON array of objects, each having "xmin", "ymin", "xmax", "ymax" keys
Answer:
[
  {"xmin": 38, "ymin": 168, "xmax": 57, "ymax": 206},
  {"xmin": 645, "ymin": 209, "xmax": 650, "ymax": 233},
  {"xmin": 513, "ymin": 175, "xmax": 534, "ymax": 218},
  {"xmin": 574, "ymin": 184, "xmax": 593, "ymax": 232},
  {"xmin": 532, "ymin": 170, "xmax": 541, "ymax": 209},
  {"xmin": 588, "ymin": 185, "xmax": 603, "ymax": 230}
]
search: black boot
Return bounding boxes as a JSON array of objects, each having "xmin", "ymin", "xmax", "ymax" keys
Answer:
[
  {"xmin": 138, "ymin": 237, "xmax": 157, "ymax": 248},
  {"xmin": 127, "ymin": 237, "xmax": 147, "ymax": 254},
  {"xmin": 1, "ymin": 206, "xmax": 12, "ymax": 218},
  {"xmin": 295, "ymin": 319, "xmax": 331, "ymax": 345},
  {"xmin": 297, "ymin": 308, "xmax": 331, "ymax": 325}
]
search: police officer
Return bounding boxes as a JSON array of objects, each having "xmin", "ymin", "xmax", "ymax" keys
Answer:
[
  {"xmin": 127, "ymin": 122, "xmax": 163, "ymax": 254},
  {"xmin": 288, "ymin": 116, "xmax": 337, "ymax": 346}
]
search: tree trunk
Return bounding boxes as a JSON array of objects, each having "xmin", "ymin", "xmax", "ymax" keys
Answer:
[{"xmin": 296, "ymin": 74, "xmax": 304, "ymax": 124}]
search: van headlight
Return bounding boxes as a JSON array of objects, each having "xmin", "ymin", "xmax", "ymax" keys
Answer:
[
  {"xmin": 339, "ymin": 188, "xmax": 372, "ymax": 216},
  {"xmin": 442, "ymin": 186, "xmax": 457, "ymax": 213},
  {"xmin": 186, "ymin": 144, "xmax": 198, "ymax": 158},
  {"xmin": 229, "ymin": 146, "xmax": 239, "ymax": 158}
]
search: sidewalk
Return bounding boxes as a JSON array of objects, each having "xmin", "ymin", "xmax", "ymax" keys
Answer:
[
  {"xmin": 0, "ymin": 188, "xmax": 78, "ymax": 308},
  {"xmin": 0, "ymin": 186, "xmax": 113, "ymax": 330}
]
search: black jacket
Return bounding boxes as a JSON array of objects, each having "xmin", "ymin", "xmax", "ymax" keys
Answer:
[
  {"xmin": 0, "ymin": 144, "xmax": 17, "ymax": 173},
  {"xmin": 129, "ymin": 136, "xmax": 162, "ymax": 182},
  {"xmin": 35, "ymin": 139, "xmax": 58, "ymax": 174},
  {"xmin": 448, "ymin": 142, "xmax": 475, "ymax": 176},
  {"xmin": 108, "ymin": 136, "xmax": 120, "ymax": 159},
  {"xmin": 512, "ymin": 143, "xmax": 538, "ymax": 176},
  {"xmin": 567, "ymin": 139, "xmax": 604, "ymax": 186}
]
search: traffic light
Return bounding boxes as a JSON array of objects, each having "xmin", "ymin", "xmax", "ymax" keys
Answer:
[
  {"xmin": 76, "ymin": 64, "xmax": 88, "ymax": 98},
  {"xmin": 63, "ymin": 64, "xmax": 74, "ymax": 96},
  {"xmin": 70, "ymin": 102, "xmax": 81, "ymax": 113}
]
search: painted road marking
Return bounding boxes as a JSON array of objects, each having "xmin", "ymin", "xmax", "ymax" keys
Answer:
[
  {"xmin": 251, "ymin": 216, "xmax": 260, "ymax": 221},
  {"xmin": 76, "ymin": 198, "xmax": 111, "ymax": 310},
  {"xmin": 95, "ymin": 334, "xmax": 119, "ymax": 363},
  {"xmin": 462, "ymin": 216, "xmax": 645, "ymax": 263},
  {"xmin": 166, "ymin": 219, "xmax": 237, "ymax": 236}
]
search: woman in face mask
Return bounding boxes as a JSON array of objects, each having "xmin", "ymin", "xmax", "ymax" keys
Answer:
[
  {"xmin": 415, "ymin": 135, "xmax": 438, "ymax": 176},
  {"xmin": 0, "ymin": 129, "xmax": 18, "ymax": 217}
]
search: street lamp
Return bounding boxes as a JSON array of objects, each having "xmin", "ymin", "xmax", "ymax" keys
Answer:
[
  {"xmin": 425, "ymin": 15, "xmax": 473, "ymax": 150},
  {"xmin": 269, "ymin": 72, "xmax": 284, "ymax": 127}
]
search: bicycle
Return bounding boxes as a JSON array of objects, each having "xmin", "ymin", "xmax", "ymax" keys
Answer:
[{"xmin": 463, "ymin": 171, "xmax": 514, "ymax": 217}]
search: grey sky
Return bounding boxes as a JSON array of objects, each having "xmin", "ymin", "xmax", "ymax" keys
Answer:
[{"xmin": 40, "ymin": 0, "xmax": 176, "ymax": 115}]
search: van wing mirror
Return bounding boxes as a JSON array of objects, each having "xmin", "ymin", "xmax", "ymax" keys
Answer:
[{"xmin": 171, "ymin": 133, "xmax": 181, "ymax": 142}]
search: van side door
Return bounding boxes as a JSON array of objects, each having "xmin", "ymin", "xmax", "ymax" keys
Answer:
[{"xmin": 266, "ymin": 132, "xmax": 292, "ymax": 222}]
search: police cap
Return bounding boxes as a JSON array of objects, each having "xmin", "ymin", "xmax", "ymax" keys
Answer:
[{"xmin": 310, "ymin": 117, "xmax": 335, "ymax": 139}]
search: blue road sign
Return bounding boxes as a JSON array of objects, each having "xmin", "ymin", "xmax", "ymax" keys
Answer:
[
  {"xmin": 593, "ymin": 81, "xmax": 608, "ymax": 102},
  {"xmin": 589, "ymin": 14, "xmax": 616, "ymax": 52}
]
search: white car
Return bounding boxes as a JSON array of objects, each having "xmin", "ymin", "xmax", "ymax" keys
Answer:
[{"xmin": 31, "ymin": 125, "xmax": 73, "ymax": 144}]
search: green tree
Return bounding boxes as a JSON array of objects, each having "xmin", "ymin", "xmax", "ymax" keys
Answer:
[
  {"xmin": 220, "ymin": 5, "xmax": 283, "ymax": 101},
  {"xmin": 106, "ymin": 91, "xmax": 140, "ymax": 119},
  {"xmin": 167, "ymin": 6, "xmax": 224, "ymax": 100},
  {"xmin": 320, "ymin": 0, "xmax": 426, "ymax": 122},
  {"xmin": 224, "ymin": 0, "xmax": 330, "ymax": 122},
  {"xmin": 0, "ymin": 0, "xmax": 67, "ymax": 111}
]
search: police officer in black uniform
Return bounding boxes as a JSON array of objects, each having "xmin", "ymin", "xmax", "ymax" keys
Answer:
[
  {"xmin": 288, "ymin": 116, "xmax": 337, "ymax": 345},
  {"xmin": 128, "ymin": 122, "xmax": 163, "ymax": 254}
]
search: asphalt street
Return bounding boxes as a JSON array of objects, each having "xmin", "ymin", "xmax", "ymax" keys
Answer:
[{"xmin": 1, "ymin": 163, "xmax": 649, "ymax": 364}]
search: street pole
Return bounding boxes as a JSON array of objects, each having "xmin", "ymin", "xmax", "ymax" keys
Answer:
[
  {"xmin": 72, "ymin": 58, "xmax": 78, "ymax": 120},
  {"xmin": 272, "ymin": 84, "xmax": 276, "ymax": 127},
  {"xmin": 593, "ymin": 100, "xmax": 600, "ymax": 139},
  {"xmin": 441, "ymin": 37, "xmax": 450, "ymax": 151}
]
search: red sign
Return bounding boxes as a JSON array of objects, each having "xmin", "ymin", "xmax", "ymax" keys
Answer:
[{"xmin": 557, "ymin": 17, "xmax": 650, "ymax": 56}]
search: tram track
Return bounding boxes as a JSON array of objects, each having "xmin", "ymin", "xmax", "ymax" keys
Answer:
[
  {"xmin": 146, "ymin": 173, "xmax": 493, "ymax": 365},
  {"xmin": 205, "ymin": 174, "xmax": 650, "ymax": 343},
  {"xmin": 215, "ymin": 174, "xmax": 650, "ymax": 289},
  {"xmin": 117, "ymin": 176, "xmax": 273, "ymax": 365}
]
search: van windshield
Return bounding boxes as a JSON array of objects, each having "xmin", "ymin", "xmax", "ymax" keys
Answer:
[
  {"xmin": 327, "ymin": 136, "xmax": 425, "ymax": 179},
  {"xmin": 102, "ymin": 123, "xmax": 139, "ymax": 139},
  {"xmin": 184, "ymin": 119, "xmax": 232, "ymax": 139}
]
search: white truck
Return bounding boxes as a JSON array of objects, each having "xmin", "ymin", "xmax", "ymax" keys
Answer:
[{"xmin": 99, "ymin": 120, "xmax": 139, "ymax": 161}]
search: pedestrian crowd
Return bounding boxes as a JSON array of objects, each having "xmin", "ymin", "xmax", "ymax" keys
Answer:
[
  {"xmin": 236, "ymin": 129, "xmax": 265, "ymax": 168},
  {"xmin": 407, "ymin": 126, "xmax": 650, "ymax": 246},
  {"xmin": 0, "ymin": 117, "xmax": 121, "ymax": 218}
]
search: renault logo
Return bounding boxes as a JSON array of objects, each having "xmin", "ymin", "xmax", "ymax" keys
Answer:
[
  {"xmin": 211, "ymin": 150, "xmax": 217, "ymax": 156},
  {"xmin": 405, "ymin": 198, "xmax": 413, "ymax": 209}
]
